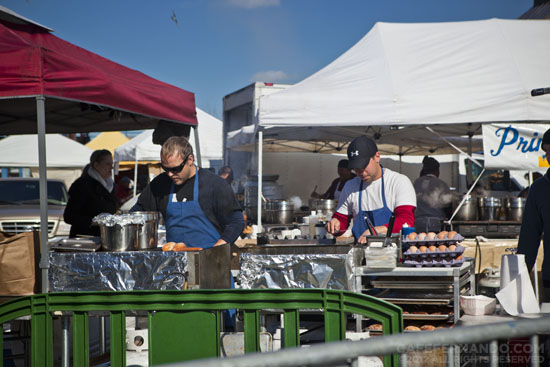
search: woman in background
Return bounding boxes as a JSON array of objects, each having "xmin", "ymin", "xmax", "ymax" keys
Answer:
[{"xmin": 64, "ymin": 149, "xmax": 118, "ymax": 237}]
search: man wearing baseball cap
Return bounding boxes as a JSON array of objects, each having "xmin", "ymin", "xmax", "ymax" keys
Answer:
[
  {"xmin": 518, "ymin": 127, "xmax": 550, "ymax": 302},
  {"xmin": 326, "ymin": 135, "xmax": 416, "ymax": 243}
]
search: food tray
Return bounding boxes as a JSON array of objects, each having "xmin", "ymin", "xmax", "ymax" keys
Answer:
[
  {"xmin": 50, "ymin": 237, "xmax": 101, "ymax": 252},
  {"xmin": 403, "ymin": 313, "xmax": 453, "ymax": 321},
  {"xmin": 382, "ymin": 297, "xmax": 451, "ymax": 305}
]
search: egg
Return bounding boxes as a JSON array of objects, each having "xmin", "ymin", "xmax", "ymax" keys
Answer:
[
  {"xmin": 417, "ymin": 232, "xmax": 427, "ymax": 240},
  {"xmin": 438, "ymin": 244, "xmax": 447, "ymax": 252},
  {"xmin": 448, "ymin": 231, "xmax": 457, "ymax": 239},
  {"xmin": 437, "ymin": 231, "xmax": 448, "ymax": 239},
  {"xmin": 448, "ymin": 244, "xmax": 457, "ymax": 252},
  {"xmin": 456, "ymin": 255, "xmax": 463, "ymax": 260},
  {"xmin": 427, "ymin": 232, "xmax": 437, "ymax": 240},
  {"xmin": 408, "ymin": 232, "xmax": 418, "ymax": 241},
  {"xmin": 419, "ymin": 245, "xmax": 428, "ymax": 253},
  {"xmin": 428, "ymin": 245, "xmax": 437, "ymax": 252},
  {"xmin": 408, "ymin": 245, "xmax": 418, "ymax": 253}
]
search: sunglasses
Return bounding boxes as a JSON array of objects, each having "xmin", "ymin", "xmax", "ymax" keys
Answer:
[{"xmin": 161, "ymin": 154, "xmax": 190, "ymax": 174}]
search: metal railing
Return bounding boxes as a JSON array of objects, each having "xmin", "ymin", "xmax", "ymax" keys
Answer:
[
  {"xmin": 0, "ymin": 289, "xmax": 403, "ymax": 367},
  {"xmin": 175, "ymin": 315, "xmax": 550, "ymax": 367}
]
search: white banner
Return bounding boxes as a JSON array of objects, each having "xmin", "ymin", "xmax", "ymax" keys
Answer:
[{"xmin": 482, "ymin": 123, "xmax": 550, "ymax": 170}]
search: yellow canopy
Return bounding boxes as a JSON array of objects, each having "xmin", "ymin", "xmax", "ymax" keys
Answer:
[{"xmin": 86, "ymin": 132, "xmax": 130, "ymax": 154}]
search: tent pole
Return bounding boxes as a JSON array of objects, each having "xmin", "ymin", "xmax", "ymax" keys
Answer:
[
  {"xmin": 193, "ymin": 125, "xmax": 203, "ymax": 167},
  {"xmin": 36, "ymin": 96, "xmax": 49, "ymax": 293},
  {"xmin": 257, "ymin": 129, "xmax": 263, "ymax": 231},
  {"xmin": 467, "ymin": 133, "xmax": 473, "ymax": 187},
  {"xmin": 133, "ymin": 146, "xmax": 138, "ymax": 197},
  {"xmin": 446, "ymin": 168, "xmax": 486, "ymax": 229}
]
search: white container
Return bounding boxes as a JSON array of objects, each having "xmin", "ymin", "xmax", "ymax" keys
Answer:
[{"xmin": 460, "ymin": 295, "xmax": 497, "ymax": 316}]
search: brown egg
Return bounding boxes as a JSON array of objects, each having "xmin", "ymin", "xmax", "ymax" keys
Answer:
[
  {"xmin": 438, "ymin": 244, "xmax": 447, "ymax": 252},
  {"xmin": 437, "ymin": 231, "xmax": 448, "ymax": 239},
  {"xmin": 419, "ymin": 245, "xmax": 428, "ymax": 253},
  {"xmin": 428, "ymin": 245, "xmax": 437, "ymax": 252},
  {"xmin": 408, "ymin": 232, "xmax": 418, "ymax": 241},
  {"xmin": 448, "ymin": 244, "xmax": 457, "ymax": 252},
  {"xmin": 417, "ymin": 232, "xmax": 427, "ymax": 240},
  {"xmin": 456, "ymin": 255, "xmax": 463, "ymax": 260},
  {"xmin": 427, "ymin": 232, "xmax": 437, "ymax": 240},
  {"xmin": 448, "ymin": 231, "xmax": 457, "ymax": 239},
  {"xmin": 408, "ymin": 245, "xmax": 418, "ymax": 253}
]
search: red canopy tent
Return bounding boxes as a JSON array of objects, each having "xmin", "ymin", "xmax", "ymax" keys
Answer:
[{"xmin": 0, "ymin": 7, "xmax": 198, "ymax": 291}]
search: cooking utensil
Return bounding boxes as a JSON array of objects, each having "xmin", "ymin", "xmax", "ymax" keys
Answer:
[
  {"xmin": 133, "ymin": 211, "xmax": 160, "ymax": 250},
  {"xmin": 364, "ymin": 214, "xmax": 378, "ymax": 236},
  {"xmin": 384, "ymin": 214, "xmax": 396, "ymax": 247}
]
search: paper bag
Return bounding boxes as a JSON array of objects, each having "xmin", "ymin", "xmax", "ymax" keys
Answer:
[{"xmin": 0, "ymin": 231, "xmax": 36, "ymax": 296}]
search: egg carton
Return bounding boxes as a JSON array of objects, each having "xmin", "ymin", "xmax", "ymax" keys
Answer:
[
  {"xmin": 402, "ymin": 258, "xmax": 465, "ymax": 268},
  {"xmin": 402, "ymin": 234, "xmax": 464, "ymax": 246},
  {"xmin": 403, "ymin": 245, "xmax": 465, "ymax": 258}
]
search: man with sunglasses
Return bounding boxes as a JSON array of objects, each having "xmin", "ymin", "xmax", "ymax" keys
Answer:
[{"xmin": 131, "ymin": 136, "xmax": 244, "ymax": 248}]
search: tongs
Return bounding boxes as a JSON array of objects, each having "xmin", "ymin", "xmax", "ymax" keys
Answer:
[
  {"xmin": 364, "ymin": 214, "xmax": 378, "ymax": 236},
  {"xmin": 383, "ymin": 214, "xmax": 396, "ymax": 247}
]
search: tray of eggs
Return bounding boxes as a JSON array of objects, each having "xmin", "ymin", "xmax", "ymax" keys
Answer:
[{"xmin": 402, "ymin": 231, "xmax": 465, "ymax": 267}]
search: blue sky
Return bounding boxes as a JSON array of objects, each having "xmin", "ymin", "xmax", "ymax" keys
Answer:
[{"xmin": 2, "ymin": 0, "xmax": 533, "ymax": 120}]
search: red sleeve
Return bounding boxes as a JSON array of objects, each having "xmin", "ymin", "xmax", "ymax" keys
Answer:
[
  {"xmin": 332, "ymin": 211, "xmax": 352, "ymax": 231},
  {"xmin": 386, "ymin": 205, "xmax": 415, "ymax": 233}
]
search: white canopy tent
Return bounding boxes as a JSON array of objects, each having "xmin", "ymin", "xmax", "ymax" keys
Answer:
[
  {"xmin": 114, "ymin": 108, "xmax": 224, "ymax": 195},
  {"xmin": 235, "ymin": 19, "xmax": 550, "ymax": 227},
  {"xmin": 0, "ymin": 134, "xmax": 92, "ymax": 167},
  {"xmin": 0, "ymin": 134, "xmax": 93, "ymax": 187}
]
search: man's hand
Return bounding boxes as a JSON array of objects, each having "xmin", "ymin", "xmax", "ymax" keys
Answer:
[
  {"xmin": 326, "ymin": 218, "xmax": 341, "ymax": 234},
  {"xmin": 214, "ymin": 239, "xmax": 227, "ymax": 247},
  {"xmin": 357, "ymin": 226, "xmax": 387, "ymax": 244}
]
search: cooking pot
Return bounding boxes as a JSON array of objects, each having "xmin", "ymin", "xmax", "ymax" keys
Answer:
[
  {"xmin": 265, "ymin": 200, "xmax": 294, "ymax": 224},
  {"xmin": 454, "ymin": 195, "xmax": 477, "ymax": 221},
  {"xmin": 503, "ymin": 197, "xmax": 526, "ymax": 222},
  {"xmin": 477, "ymin": 197, "xmax": 502, "ymax": 221},
  {"xmin": 133, "ymin": 211, "xmax": 160, "ymax": 250},
  {"xmin": 99, "ymin": 222, "xmax": 138, "ymax": 252},
  {"xmin": 308, "ymin": 199, "xmax": 337, "ymax": 215}
]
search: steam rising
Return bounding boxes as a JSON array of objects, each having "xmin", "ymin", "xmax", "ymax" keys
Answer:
[{"xmin": 289, "ymin": 196, "xmax": 302, "ymax": 210}]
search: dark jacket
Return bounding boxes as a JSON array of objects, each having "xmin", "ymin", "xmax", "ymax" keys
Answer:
[
  {"xmin": 131, "ymin": 168, "xmax": 244, "ymax": 244},
  {"xmin": 64, "ymin": 168, "xmax": 118, "ymax": 237},
  {"xmin": 517, "ymin": 168, "xmax": 550, "ymax": 287}
]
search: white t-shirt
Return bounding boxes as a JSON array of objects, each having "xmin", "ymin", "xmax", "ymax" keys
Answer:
[{"xmin": 336, "ymin": 168, "xmax": 416, "ymax": 220}]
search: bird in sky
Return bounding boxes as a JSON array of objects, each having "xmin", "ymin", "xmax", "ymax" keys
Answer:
[{"xmin": 171, "ymin": 10, "xmax": 178, "ymax": 25}]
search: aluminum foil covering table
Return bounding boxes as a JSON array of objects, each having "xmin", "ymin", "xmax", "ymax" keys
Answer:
[
  {"xmin": 238, "ymin": 253, "xmax": 353, "ymax": 290},
  {"xmin": 49, "ymin": 251, "xmax": 187, "ymax": 292}
]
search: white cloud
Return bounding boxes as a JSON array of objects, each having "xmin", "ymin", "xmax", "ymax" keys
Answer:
[
  {"xmin": 250, "ymin": 70, "xmax": 289, "ymax": 82},
  {"xmin": 226, "ymin": 0, "xmax": 281, "ymax": 9}
]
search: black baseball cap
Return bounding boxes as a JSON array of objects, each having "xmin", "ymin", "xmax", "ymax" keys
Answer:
[
  {"xmin": 543, "ymin": 128, "xmax": 550, "ymax": 150},
  {"xmin": 347, "ymin": 136, "xmax": 378, "ymax": 169}
]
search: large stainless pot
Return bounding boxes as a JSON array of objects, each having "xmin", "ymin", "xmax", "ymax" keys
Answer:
[
  {"xmin": 99, "ymin": 223, "xmax": 138, "ymax": 252},
  {"xmin": 134, "ymin": 211, "xmax": 159, "ymax": 250},
  {"xmin": 454, "ymin": 195, "xmax": 477, "ymax": 221},
  {"xmin": 504, "ymin": 197, "xmax": 526, "ymax": 222},
  {"xmin": 264, "ymin": 200, "xmax": 294, "ymax": 224},
  {"xmin": 478, "ymin": 197, "xmax": 502, "ymax": 221},
  {"xmin": 309, "ymin": 199, "xmax": 337, "ymax": 215}
]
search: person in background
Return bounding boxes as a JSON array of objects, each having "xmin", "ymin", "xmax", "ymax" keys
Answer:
[
  {"xmin": 325, "ymin": 136, "xmax": 416, "ymax": 243},
  {"xmin": 413, "ymin": 156, "xmax": 452, "ymax": 232},
  {"xmin": 517, "ymin": 128, "xmax": 550, "ymax": 303},
  {"xmin": 116, "ymin": 176, "xmax": 134, "ymax": 206},
  {"xmin": 311, "ymin": 159, "xmax": 355, "ymax": 202},
  {"xmin": 131, "ymin": 137, "xmax": 244, "ymax": 248},
  {"xmin": 218, "ymin": 166, "xmax": 233, "ymax": 185},
  {"xmin": 518, "ymin": 172, "xmax": 543, "ymax": 198},
  {"xmin": 64, "ymin": 149, "xmax": 118, "ymax": 237}
]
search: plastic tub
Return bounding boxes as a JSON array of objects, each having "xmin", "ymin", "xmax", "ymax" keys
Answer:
[{"xmin": 460, "ymin": 295, "xmax": 496, "ymax": 316}]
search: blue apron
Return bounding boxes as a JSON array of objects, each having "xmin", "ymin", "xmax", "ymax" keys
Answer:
[
  {"xmin": 352, "ymin": 168, "xmax": 393, "ymax": 241},
  {"xmin": 165, "ymin": 169, "xmax": 236, "ymax": 328},
  {"xmin": 165, "ymin": 168, "xmax": 219, "ymax": 248}
]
